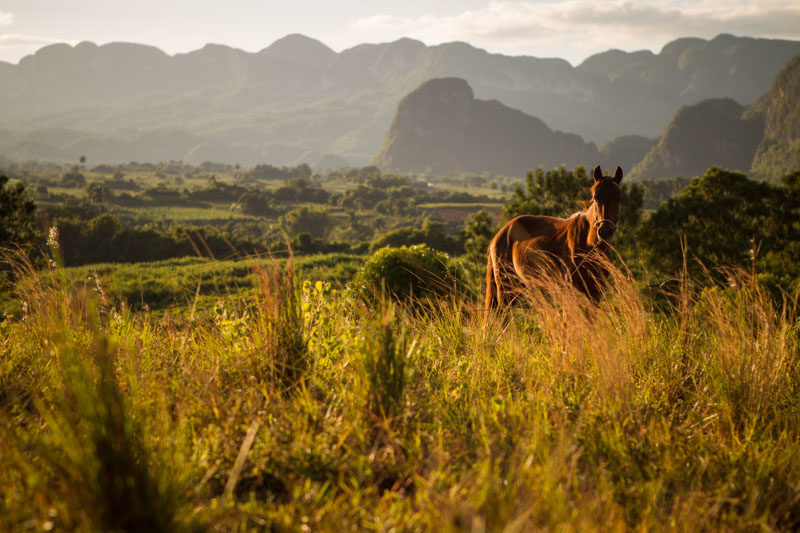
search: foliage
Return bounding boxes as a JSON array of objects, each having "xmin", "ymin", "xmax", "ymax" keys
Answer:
[
  {"xmin": 239, "ymin": 163, "xmax": 312, "ymax": 182},
  {"xmin": 503, "ymin": 165, "xmax": 594, "ymax": 219},
  {"xmin": 50, "ymin": 212, "xmax": 264, "ymax": 267},
  {"xmin": 278, "ymin": 206, "xmax": 331, "ymax": 239},
  {"xmin": 750, "ymin": 55, "xmax": 800, "ymax": 182},
  {"xmin": 0, "ymin": 175, "xmax": 37, "ymax": 247},
  {"xmin": 352, "ymin": 244, "xmax": 462, "ymax": 303},
  {"xmin": 638, "ymin": 175, "xmax": 692, "ymax": 209},
  {"xmin": 61, "ymin": 168, "xmax": 87, "ymax": 188},
  {"xmin": 27, "ymin": 253, "xmax": 362, "ymax": 314},
  {"xmin": 362, "ymin": 306, "xmax": 408, "ymax": 419},
  {"xmin": 251, "ymin": 259, "xmax": 309, "ymax": 388},
  {"xmin": 3, "ymin": 256, "xmax": 800, "ymax": 530},
  {"xmin": 370, "ymin": 219, "xmax": 463, "ymax": 255},
  {"xmin": 462, "ymin": 209, "xmax": 495, "ymax": 260},
  {"xmin": 272, "ymin": 178, "xmax": 329, "ymax": 203},
  {"xmin": 640, "ymin": 167, "xmax": 800, "ymax": 290}
]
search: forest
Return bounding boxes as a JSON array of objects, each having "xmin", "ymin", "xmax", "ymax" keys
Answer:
[{"xmin": 2, "ymin": 157, "xmax": 800, "ymax": 531}]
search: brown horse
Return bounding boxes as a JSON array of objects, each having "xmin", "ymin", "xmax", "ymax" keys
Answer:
[{"xmin": 484, "ymin": 165, "xmax": 623, "ymax": 322}]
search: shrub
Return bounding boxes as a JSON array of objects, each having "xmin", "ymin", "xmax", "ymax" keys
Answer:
[{"xmin": 352, "ymin": 244, "xmax": 462, "ymax": 303}]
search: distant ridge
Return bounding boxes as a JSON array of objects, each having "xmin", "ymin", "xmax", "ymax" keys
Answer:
[{"xmin": 0, "ymin": 33, "xmax": 798, "ymax": 166}]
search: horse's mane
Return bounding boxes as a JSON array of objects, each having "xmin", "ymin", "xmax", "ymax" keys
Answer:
[{"xmin": 538, "ymin": 211, "xmax": 589, "ymax": 254}]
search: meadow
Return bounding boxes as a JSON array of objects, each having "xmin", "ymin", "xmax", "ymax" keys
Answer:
[
  {"xmin": 1, "ymin": 249, "xmax": 799, "ymax": 531},
  {"xmin": 2, "ymin": 162, "xmax": 800, "ymax": 531}
]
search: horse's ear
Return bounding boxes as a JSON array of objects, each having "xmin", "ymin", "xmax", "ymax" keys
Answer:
[
  {"xmin": 613, "ymin": 166, "xmax": 623, "ymax": 183},
  {"xmin": 593, "ymin": 165, "xmax": 603, "ymax": 182}
]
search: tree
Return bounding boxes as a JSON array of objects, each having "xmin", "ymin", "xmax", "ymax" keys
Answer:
[
  {"xmin": 86, "ymin": 182, "xmax": 109, "ymax": 204},
  {"xmin": 463, "ymin": 209, "xmax": 495, "ymax": 261},
  {"xmin": 61, "ymin": 168, "xmax": 87, "ymax": 188},
  {"xmin": 369, "ymin": 219, "xmax": 462, "ymax": 255},
  {"xmin": 0, "ymin": 175, "xmax": 37, "ymax": 248},
  {"xmin": 503, "ymin": 165, "xmax": 593, "ymax": 220},
  {"xmin": 278, "ymin": 206, "xmax": 330, "ymax": 239},
  {"xmin": 639, "ymin": 167, "xmax": 800, "ymax": 289}
]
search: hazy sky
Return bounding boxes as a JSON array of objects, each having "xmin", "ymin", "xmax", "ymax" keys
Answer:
[{"xmin": 1, "ymin": 0, "xmax": 799, "ymax": 65}]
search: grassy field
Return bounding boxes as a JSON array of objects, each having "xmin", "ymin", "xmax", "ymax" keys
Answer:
[
  {"xmin": 110, "ymin": 205, "xmax": 260, "ymax": 227},
  {"xmin": 34, "ymin": 254, "xmax": 366, "ymax": 314},
  {"xmin": 2, "ymin": 256, "xmax": 799, "ymax": 531}
]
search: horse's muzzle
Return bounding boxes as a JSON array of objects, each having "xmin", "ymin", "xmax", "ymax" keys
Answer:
[{"xmin": 595, "ymin": 219, "xmax": 617, "ymax": 241}]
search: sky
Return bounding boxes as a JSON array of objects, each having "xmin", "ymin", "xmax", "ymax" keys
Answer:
[{"xmin": 1, "ymin": 0, "xmax": 800, "ymax": 65}]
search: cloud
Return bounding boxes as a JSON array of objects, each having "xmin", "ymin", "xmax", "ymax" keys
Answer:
[
  {"xmin": 0, "ymin": 10, "xmax": 14, "ymax": 25},
  {"xmin": 354, "ymin": 0, "xmax": 800, "ymax": 62},
  {"xmin": 0, "ymin": 34, "xmax": 62, "ymax": 47}
]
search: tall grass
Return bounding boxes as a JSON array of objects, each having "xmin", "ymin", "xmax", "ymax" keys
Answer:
[
  {"xmin": 2, "ymin": 251, "xmax": 799, "ymax": 531},
  {"xmin": 1, "ymin": 252, "xmax": 190, "ymax": 531}
]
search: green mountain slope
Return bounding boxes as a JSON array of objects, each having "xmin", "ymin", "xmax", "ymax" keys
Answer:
[
  {"xmin": 628, "ymin": 98, "xmax": 764, "ymax": 180},
  {"xmin": 750, "ymin": 55, "xmax": 800, "ymax": 181}
]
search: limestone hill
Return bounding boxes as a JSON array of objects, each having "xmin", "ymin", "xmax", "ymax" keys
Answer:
[
  {"xmin": 372, "ymin": 78, "xmax": 599, "ymax": 176},
  {"xmin": 628, "ymin": 98, "xmax": 764, "ymax": 181}
]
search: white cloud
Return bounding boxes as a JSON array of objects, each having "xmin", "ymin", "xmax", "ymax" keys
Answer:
[
  {"xmin": 0, "ymin": 34, "xmax": 62, "ymax": 47},
  {"xmin": 0, "ymin": 9, "xmax": 14, "ymax": 25},
  {"xmin": 354, "ymin": 0, "xmax": 800, "ymax": 62}
]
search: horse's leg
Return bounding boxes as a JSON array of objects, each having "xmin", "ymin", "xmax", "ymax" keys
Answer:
[
  {"xmin": 512, "ymin": 241, "xmax": 548, "ymax": 291},
  {"xmin": 572, "ymin": 262, "xmax": 604, "ymax": 304}
]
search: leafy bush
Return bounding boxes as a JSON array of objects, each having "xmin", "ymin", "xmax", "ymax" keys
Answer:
[
  {"xmin": 639, "ymin": 167, "xmax": 800, "ymax": 290},
  {"xmin": 0, "ymin": 174, "xmax": 37, "ymax": 247},
  {"xmin": 352, "ymin": 243, "xmax": 462, "ymax": 303}
]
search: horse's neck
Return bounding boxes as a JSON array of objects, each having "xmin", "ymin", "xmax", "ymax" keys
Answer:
[
  {"xmin": 582, "ymin": 201, "xmax": 599, "ymax": 224},
  {"xmin": 581, "ymin": 202, "xmax": 600, "ymax": 247}
]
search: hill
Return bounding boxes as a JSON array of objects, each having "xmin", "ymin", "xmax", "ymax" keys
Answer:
[
  {"xmin": 749, "ymin": 55, "xmax": 800, "ymax": 181},
  {"xmin": 0, "ymin": 34, "xmax": 798, "ymax": 166},
  {"xmin": 372, "ymin": 78, "xmax": 599, "ymax": 175},
  {"xmin": 597, "ymin": 135, "xmax": 654, "ymax": 172},
  {"xmin": 628, "ymin": 98, "xmax": 764, "ymax": 180}
]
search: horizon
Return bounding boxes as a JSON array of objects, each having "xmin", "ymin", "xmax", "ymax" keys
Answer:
[
  {"xmin": 2, "ymin": 0, "xmax": 800, "ymax": 66},
  {"xmin": 0, "ymin": 31, "xmax": 770, "ymax": 68}
]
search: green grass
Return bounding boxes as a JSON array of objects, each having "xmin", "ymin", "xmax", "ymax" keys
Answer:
[
  {"xmin": 55, "ymin": 254, "xmax": 364, "ymax": 313},
  {"xmin": 111, "ymin": 205, "xmax": 261, "ymax": 226},
  {"xmin": 2, "ymin": 257, "xmax": 800, "ymax": 531}
]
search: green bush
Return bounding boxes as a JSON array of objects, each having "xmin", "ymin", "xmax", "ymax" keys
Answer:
[{"xmin": 352, "ymin": 244, "xmax": 462, "ymax": 303}]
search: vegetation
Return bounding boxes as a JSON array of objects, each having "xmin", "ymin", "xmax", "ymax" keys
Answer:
[
  {"xmin": 750, "ymin": 55, "xmax": 800, "ymax": 181},
  {"xmin": 3, "ymin": 157, "xmax": 800, "ymax": 530},
  {"xmin": 0, "ymin": 174, "xmax": 38, "ymax": 248},
  {"xmin": 351, "ymin": 243, "xmax": 461, "ymax": 303},
  {"xmin": 628, "ymin": 98, "xmax": 764, "ymax": 181},
  {"xmin": 639, "ymin": 167, "xmax": 800, "ymax": 292},
  {"xmin": 3, "ymin": 246, "xmax": 800, "ymax": 530}
]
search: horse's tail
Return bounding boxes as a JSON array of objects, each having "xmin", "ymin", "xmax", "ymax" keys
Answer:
[{"xmin": 484, "ymin": 250, "xmax": 497, "ymax": 326}]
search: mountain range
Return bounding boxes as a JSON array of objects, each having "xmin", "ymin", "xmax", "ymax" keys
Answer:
[
  {"xmin": 1, "ymin": 33, "xmax": 799, "ymax": 168},
  {"xmin": 376, "ymin": 53, "xmax": 800, "ymax": 181}
]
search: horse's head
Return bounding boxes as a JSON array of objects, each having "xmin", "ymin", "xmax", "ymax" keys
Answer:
[{"xmin": 590, "ymin": 165, "xmax": 623, "ymax": 241}]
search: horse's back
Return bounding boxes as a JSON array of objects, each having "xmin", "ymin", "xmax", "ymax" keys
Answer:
[{"xmin": 494, "ymin": 214, "xmax": 564, "ymax": 255}]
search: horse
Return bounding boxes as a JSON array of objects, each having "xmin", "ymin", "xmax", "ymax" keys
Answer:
[{"xmin": 484, "ymin": 165, "xmax": 623, "ymax": 323}]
